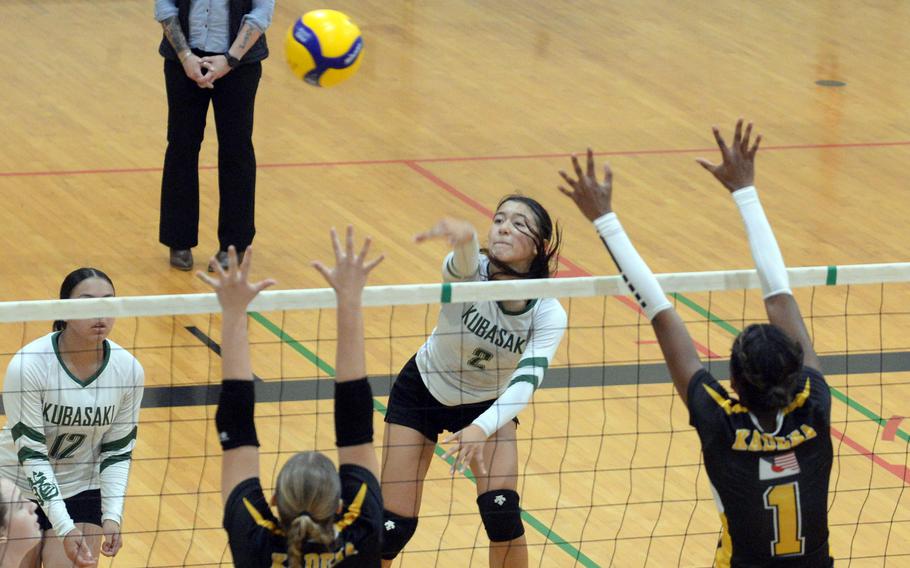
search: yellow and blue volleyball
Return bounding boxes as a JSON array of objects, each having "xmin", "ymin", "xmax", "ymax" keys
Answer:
[{"xmin": 284, "ymin": 10, "xmax": 363, "ymax": 87}]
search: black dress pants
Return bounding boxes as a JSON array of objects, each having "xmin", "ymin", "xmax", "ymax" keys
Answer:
[{"xmin": 159, "ymin": 56, "xmax": 262, "ymax": 252}]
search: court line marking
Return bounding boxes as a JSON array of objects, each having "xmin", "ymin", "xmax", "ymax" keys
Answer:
[
  {"xmin": 408, "ymin": 162, "xmax": 910, "ymax": 488},
  {"xmin": 882, "ymin": 416, "xmax": 905, "ymax": 442},
  {"xmin": 1, "ymin": 140, "xmax": 908, "ymax": 178},
  {"xmin": 248, "ymin": 312, "xmax": 600, "ymax": 567}
]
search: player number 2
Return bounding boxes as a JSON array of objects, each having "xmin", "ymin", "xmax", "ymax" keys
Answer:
[
  {"xmin": 49, "ymin": 433, "xmax": 86, "ymax": 460},
  {"xmin": 763, "ymin": 482, "xmax": 805, "ymax": 557},
  {"xmin": 467, "ymin": 348, "xmax": 493, "ymax": 370}
]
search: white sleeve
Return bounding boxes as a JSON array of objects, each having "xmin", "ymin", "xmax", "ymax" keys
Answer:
[
  {"xmin": 100, "ymin": 362, "xmax": 144, "ymax": 526},
  {"xmin": 732, "ymin": 186, "xmax": 792, "ymax": 299},
  {"xmin": 442, "ymin": 234, "xmax": 481, "ymax": 282},
  {"xmin": 3, "ymin": 354, "xmax": 75, "ymax": 536},
  {"xmin": 471, "ymin": 302, "xmax": 567, "ymax": 436}
]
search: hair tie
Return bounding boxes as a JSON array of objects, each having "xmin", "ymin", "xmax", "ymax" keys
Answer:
[{"xmin": 297, "ymin": 511, "xmax": 312, "ymax": 521}]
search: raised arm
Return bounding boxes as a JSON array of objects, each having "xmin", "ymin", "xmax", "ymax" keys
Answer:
[
  {"xmin": 415, "ymin": 218, "xmax": 480, "ymax": 281},
  {"xmin": 312, "ymin": 227, "xmax": 384, "ymax": 480},
  {"xmin": 559, "ymin": 150, "xmax": 704, "ymax": 403},
  {"xmin": 197, "ymin": 247, "xmax": 276, "ymax": 504},
  {"xmin": 696, "ymin": 120, "xmax": 820, "ymax": 371}
]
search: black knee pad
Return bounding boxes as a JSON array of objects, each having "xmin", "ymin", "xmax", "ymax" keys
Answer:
[
  {"xmin": 477, "ymin": 490, "xmax": 525, "ymax": 542},
  {"xmin": 380, "ymin": 510, "xmax": 418, "ymax": 560}
]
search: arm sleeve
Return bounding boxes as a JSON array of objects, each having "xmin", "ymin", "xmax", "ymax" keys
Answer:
[
  {"xmin": 471, "ymin": 303, "xmax": 567, "ymax": 436},
  {"xmin": 732, "ymin": 186, "xmax": 792, "ymax": 299},
  {"xmin": 154, "ymin": 0, "xmax": 178, "ymax": 22},
  {"xmin": 4, "ymin": 355, "xmax": 75, "ymax": 536},
  {"xmin": 442, "ymin": 234, "xmax": 481, "ymax": 282},
  {"xmin": 242, "ymin": 0, "xmax": 275, "ymax": 32},
  {"xmin": 100, "ymin": 363, "xmax": 144, "ymax": 525}
]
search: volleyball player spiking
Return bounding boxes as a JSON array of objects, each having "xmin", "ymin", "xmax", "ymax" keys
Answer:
[
  {"xmin": 380, "ymin": 196, "xmax": 567, "ymax": 568},
  {"xmin": 0, "ymin": 268, "xmax": 144, "ymax": 567},
  {"xmin": 559, "ymin": 121, "xmax": 834, "ymax": 567}
]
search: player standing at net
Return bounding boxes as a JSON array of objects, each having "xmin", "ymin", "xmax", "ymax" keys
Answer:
[
  {"xmin": 0, "ymin": 268, "xmax": 144, "ymax": 567},
  {"xmin": 206, "ymin": 232, "xmax": 384, "ymax": 567},
  {"xmin": 559, "ymin": 121, "xmax": 834, "ymax": 567},
  {"xmin": 380, "ymin": 196, "xmax": 567, "ymax": 568}
]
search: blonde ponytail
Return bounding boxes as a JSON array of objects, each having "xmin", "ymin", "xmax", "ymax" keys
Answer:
[
  {"xmin": 286, "ymin": 513, "xmax": 337, "ymax": 567},
  {"xmin": 276, "ymin": 451, "xmax": 342, "ymax": 567}
]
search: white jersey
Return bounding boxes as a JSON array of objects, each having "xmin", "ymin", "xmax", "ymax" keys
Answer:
[
  {"xmin": 0, "ymin": 332, "xmax": 144, "ymax": 536},
  {"xmin": 416, "ymin": 250, "xmax": 566, "ymax": 433}
]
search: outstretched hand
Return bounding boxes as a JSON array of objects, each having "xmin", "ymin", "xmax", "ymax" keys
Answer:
[
  {"xmin": 413, "ymin": 217, "xmax": 476, "ymax": 247},
  {"xmin": 558, "ymin": 148, "xmax": 614, "ymax": 221},
  {"xmin": 312, "ymin": 226, "xmax": 384, "ymax": 301},
  {"xmin": 196, "ymin": 246, "xmax": 276, "ymax": 314},
  {"xmin": 696, "ymin": 119, "xmax": 762, "ymax": 192}
]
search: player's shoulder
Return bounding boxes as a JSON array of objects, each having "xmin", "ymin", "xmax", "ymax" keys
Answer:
[
  {"xmin": 223, "ymin": 477, "xmax": 285, "ymax": 565},
  {"xmin": 7, "ymin": 332, "xmax": 56, "ymax": 377},
  {"xmin": 104, "ymin": 339, "xmax": 144, "ymax": 377},
  {"xmin": 16, "ymin": 332, "xmax": 55, "ymax": 357},
  {"xmin": 528, "ymin": 298, "xmax": 567, "ymax": 331}
]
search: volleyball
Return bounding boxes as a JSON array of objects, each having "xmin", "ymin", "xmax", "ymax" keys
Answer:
[{"xmin": 284, "ymin": 10, "xmax": 364, "ymax": 87}]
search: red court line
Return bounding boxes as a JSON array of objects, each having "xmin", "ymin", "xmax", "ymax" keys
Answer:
[
  {"xmin": 3, "ymin": 140, "xmax": 909, "ymax": 178},
  {"xmin": 831, "ymin": 426, "xmax": 910, "ymax": 485},
  {"xmin": 883, "ymin": 416, "xmax": 905, "ymax": 442},
  {"xmin": 404, "ymin": 161, "xmax": 723, "ymax": 359}
]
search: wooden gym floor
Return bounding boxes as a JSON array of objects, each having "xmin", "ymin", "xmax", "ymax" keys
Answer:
[{"xmin": 0, "ymin": 1, "xmax": 909, "ymax": 566}]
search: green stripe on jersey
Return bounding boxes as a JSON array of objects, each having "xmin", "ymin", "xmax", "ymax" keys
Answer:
[
  {"xmin": 12, "ymin": 423, "xmax": 45, "ymax": 444},
  {"xmin": 508, "ymin": 374, "xmax": 540, "ymax": 390},
  {"xmin": 100, "ymin": 452, "xmax": 132, "ymax": 472},
  {"xmin": 17, "ymin": 448, "xmax": 49, "ymax": 464},
  {"xmin": 516, "ymin": 357, "xmax": 548, "ymax": 370},
  {"xmin": 100, "ymin": 426, "xmax": 137, "ymax": 453}
]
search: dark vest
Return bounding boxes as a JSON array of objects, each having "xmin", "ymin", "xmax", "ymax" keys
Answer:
[{"xmin": 158, "ymin": 0, "xmax": 268, "ymax": 64}]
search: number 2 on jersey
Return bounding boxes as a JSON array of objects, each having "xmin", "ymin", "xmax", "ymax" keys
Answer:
[
  {"xmin": 49, "ymin": 433, "xmax": 86, "ymax": 460},
  {"xmin": 763, "ymin": 482, "xmax": 805, "ymax": 556},
  {"xmin": 467, "ymin": 348, "xmax": 493, "ymax": 370}
]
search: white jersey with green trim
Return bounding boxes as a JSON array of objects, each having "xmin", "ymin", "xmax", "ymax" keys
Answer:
[
  {"xmin": 416, "ymin": 252, "xmax": 567, "ymax": 407},
  {"xmin": 0, "ymin": 332, "xmax": 144, "ymax": 536}
]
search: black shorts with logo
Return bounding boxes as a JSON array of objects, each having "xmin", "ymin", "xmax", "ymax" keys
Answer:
[
  {"xmin": 33, "ymin": 489, "xmax": 102, "ymax": 532},
  {"xmin": 385, "ymin": 355, "xmax": 518, "ymax": 442}
]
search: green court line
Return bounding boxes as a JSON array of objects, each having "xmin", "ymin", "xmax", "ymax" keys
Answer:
[
  {"xmin": 250, "ymin": 312, "xmax": 599, "ymax": 567},
  {"xmin": 669, "ymin": 293, "xmax": 910, "ymax": 444}
]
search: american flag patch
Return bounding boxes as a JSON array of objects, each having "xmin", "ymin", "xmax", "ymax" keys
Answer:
[{"xmin": 759, "ymin": 451, "xmax": 801, "ymax": 480}]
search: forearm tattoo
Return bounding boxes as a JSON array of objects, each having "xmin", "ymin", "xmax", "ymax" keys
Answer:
[
  {"xmin": 237, "ymin": 25, "xmax": 254, "ymax": 51},
  {"xmin": 161, "ymin": 16, "xmax": 190, "ymax": 56}
]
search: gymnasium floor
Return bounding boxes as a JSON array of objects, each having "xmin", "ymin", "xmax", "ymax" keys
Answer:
[{"xmin": 1, "ymin": 1, "xmax": 909, "ymax": 566}]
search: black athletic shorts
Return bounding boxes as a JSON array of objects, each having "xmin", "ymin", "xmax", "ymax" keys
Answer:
[
  {"xmin": 33, "ymin": 489, "xmax": 102, "ymax": 532},
  {"xmin": 385, "ymin": 355, "xmax": 518, "ymax": 442}
]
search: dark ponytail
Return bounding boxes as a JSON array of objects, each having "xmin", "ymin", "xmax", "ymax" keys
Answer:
[
  {"xmin": 730, "ymin": 323, "xmax": 804, "ymax": 412},
  {"xmin": 53, "ymin": 268, "xmax": 115, "ymax": 331},
  {"xmin": 483, "ymin": 194, "xmax": 562, "ymax": 280}
]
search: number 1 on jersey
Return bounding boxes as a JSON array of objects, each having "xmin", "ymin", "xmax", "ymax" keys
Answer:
[{"xmin": 763, "ymin": 482, "xmax": 805, "ymax": 557}]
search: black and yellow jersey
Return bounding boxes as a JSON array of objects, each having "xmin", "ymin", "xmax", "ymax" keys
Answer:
[
  {"xmin": 222, "ymin": 464, "xmax": 382, "ymax": 567},
  {"xmin": 687, "ymin": 367, "xmax": 834, "ymax": 568}
]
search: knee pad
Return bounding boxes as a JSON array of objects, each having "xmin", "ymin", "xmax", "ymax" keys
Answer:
[
  {"xmin": 477, "ymin": 490, "xmax": 525, "ymax": 542},
  {"xmin": 380, "ymin": 510, "xmax": 418, "ymax": 560}
]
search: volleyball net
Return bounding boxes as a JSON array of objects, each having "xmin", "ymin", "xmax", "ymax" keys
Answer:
[{"xmin": 0, "ymin": 262, "xmax": 908, "ymax": 567}]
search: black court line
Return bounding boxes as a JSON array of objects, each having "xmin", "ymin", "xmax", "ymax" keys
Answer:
[
  {"xmin": 183, "ymin": 326, "xmax": 262, "ymax": 382},
  {"xmin": 132, "ymin": 349, "xmax": 910, "ymax": 409},
  {"xmin": 3, "ymin": 351, "xmax": 905, "ymax": 415}
]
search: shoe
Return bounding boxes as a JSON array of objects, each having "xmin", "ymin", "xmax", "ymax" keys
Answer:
[
  {"xmin": 208, "ymin": 249, "xmax": 245, "ymax": 272},
  {"xmin": 169, "ymin": 249, "xmax": 194, "ymax": 271}
]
